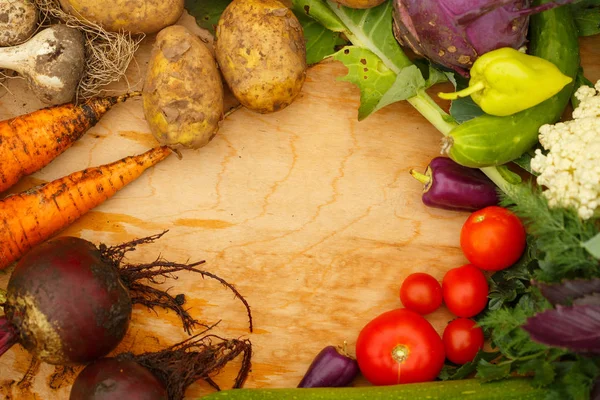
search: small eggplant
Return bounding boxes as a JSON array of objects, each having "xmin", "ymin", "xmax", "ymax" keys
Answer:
[
  {"xmin": 410, "ymin": 157, "xmax": 499, "ymax": 212},
  {"xmin": 297, "ymin": 345, "xmax": 359, "ymax": 388}
]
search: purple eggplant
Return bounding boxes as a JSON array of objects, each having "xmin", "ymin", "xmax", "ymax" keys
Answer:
[
  {"xmin": 392, "ymin": 0, "xmax": 575, "ymax": 75},
  {"xmin": 298, "ymin": 345, "xmax": 359, "ymax": 388},
  {"xmin": 410, "ymin": 157, "xmax": 499, "ymax": 212}
]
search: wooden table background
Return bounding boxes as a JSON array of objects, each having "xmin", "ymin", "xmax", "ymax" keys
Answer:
[{"xmin": 0, "ymin": 12, "xmax": 598, "ymax": 399}]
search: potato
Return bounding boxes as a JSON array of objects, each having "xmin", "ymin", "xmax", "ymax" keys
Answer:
[
  {"xmin": 0, "ymin": 0, "xmax": 38, "ymax": 46},
  {"xmin": 215, "ymin": 0, "xmax": 306, "ymax": 114},
  {"xmin": 58, "ymin": 0, "xmax": 184, "ymax": 34},
  {"xmin": 329, "ymin": 0, "xmax": 385, "ymax": 8},
  {"xmin": 142, "ymin": 25, "xmax": 224, "ymax": 150}
]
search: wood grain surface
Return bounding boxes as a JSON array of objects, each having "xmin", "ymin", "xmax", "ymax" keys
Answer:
[{"xmin": 0, "ymin": 14, "xmax": 598, "ymax": 400}]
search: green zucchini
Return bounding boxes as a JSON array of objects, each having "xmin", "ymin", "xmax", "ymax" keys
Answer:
[
  {"xmin": 201, "ymin": 378, "xmax": 547, "ymax": 399},
  {"xmin": 444, "ymin": 0, "xmax": 580, "ymax": 168}
]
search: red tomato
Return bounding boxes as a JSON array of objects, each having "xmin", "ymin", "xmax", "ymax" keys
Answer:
[
  {"xmin": 442, "ymin": 264, "xmax": 488, "ymax": 318},
  {"xmin": 460, "ymin": 206, "xmax": 526, "ymax": 271},
  {"xmin": 442, "ymin": 318, "xmax": 484, "ymax": 365},
  {"xmin": 400, "ymin": 273, "xmax": 442, "ymax": 315},
  {"xmin": 355, "ymin": 308, "xmax": 445, "ymax": 385}
]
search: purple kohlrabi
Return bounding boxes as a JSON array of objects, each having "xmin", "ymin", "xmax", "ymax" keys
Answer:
[{"xmin": 392, "ymin": 0, "xmax": 575, "ymax": 76}]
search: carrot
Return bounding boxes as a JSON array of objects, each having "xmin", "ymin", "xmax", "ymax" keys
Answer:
[
  {"xmin": 0, "ymin": 92, "xmax": 140, "ymax": 194},
  {"xmin": 0, "ymin": 146, "xmax": 172, "ymax": 270}
]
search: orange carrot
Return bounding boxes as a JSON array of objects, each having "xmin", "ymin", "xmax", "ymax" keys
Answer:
[
  {"xmin": 0, "ymin": 92, "xmax": 140, "ymax": 194},
  {"xmin": 0, "ymin": 146, "xmax": 172, "ymax": 269}
]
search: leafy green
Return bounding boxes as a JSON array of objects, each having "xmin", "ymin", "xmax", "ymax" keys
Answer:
[
  {"xmin": 500, "ymin": 184, "xmax": 600, "ymax": 282},
  {"xmin": 572, "ymin": 68, "xmax": 595, "ymax": 109},
  {"xmin": 571, "ymin": 0, "xmax": 600, "ymax": 36},
  {"xmin": 511, "ymin": 151, "xmax": 539, "ymax": 176},
  {"xmin": 486, "ymin": 240, "xmax": 538, "ymax": 311},
  {"xmin": 292, "ymin": 0, "xmax": 452, "ymax": 122},
  {"xmin": 448, "ymin": 75, "xmax": 485, "ymax": 123},
  {"xmin": 583, "ymin": 233, "xmax": 600, "ymax": 259},
  {"xmin": 184, "ymin": 0, "xmax": 231, "ymax": 34},
  {"xmin": 297, "ymin": 14, "xmax": 348, "ymax": 64},
  {"xmin": 438, "ymin": 351, "xmax": 499, "ymax": 381}
]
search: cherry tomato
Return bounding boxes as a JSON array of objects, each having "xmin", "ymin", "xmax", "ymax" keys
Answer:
[
  {"xmin": 400, "ymin": 273, "xmax": 442, "ymax": 315},
  {"xmin": 442, "ymin": 264, "xmax": 488, "ymax": 318},
  {"xmin": 460, "ymin": 206, "xmax": 526, "ymax": 271},
  {"xmin": 442, "ymin": 318, "xmax": 484, "ymax": 365},
  {"xmin": 355, "ymin": 308, "xmax": 445, "ymax": 385}
]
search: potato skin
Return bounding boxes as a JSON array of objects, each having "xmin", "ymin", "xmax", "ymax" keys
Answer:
[
  {"xmin": 142, "ymin": 25, "xmax": 224, "ymax": 150},
  {"xmin": 58, "ymin": 0, "xmax": 184, "ymax": 34},
  {"xmin": 215, "ymin": 0, "xmax": 306, "ymax": 114},
  {"xmin": 329, "ymin": 0, "xmax": 385, "ymax": 8}
]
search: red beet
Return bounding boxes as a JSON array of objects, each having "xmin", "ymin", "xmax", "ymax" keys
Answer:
[
  {"xmin": 69, "ymin": 333, "xmax": 253, "ymax": 400},
  {"xmin": 0, "ymin": 232, "xmax": 253, "ymax": 366},
  {"xmin": 69, "ymin": 358, "xmax": 168, "ymax": 400},
  {"xmin": 2, "ymin": 237, "xmax": 131, "ymax": 364}
]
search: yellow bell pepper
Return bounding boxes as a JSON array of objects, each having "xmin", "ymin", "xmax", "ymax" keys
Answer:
[{"xmin": 438, "ymin": 47, "xmax": 573, "ymax": 117}]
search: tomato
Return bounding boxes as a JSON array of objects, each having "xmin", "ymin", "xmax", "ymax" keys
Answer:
[
  {"xmin": 460, "ymin": 206, "xmax": 526, "ymax": 271},
  {"xmin": 442, "ymin": 318, "xmax": 484, "ymax": 365},
  {"xmin": 355, "ymin": 308, "xmax": 445, "ymax": 385},
  {"xmin": 442, "ymin": 264, "xmax": 488, "ymax": 318},
  {"xmin": 399, "ymin": 273, "xmax": 442, "ymax": 315}
]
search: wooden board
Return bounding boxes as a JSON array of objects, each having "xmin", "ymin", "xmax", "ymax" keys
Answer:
[{"xmin": 0, "ymin": 14, "xmax": 599, "ymax": 399}]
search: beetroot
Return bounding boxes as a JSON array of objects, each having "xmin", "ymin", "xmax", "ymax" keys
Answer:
[
  {"xmin": 69, "ymin": 333, "xmax": 252, "ymax": 400},
  {"xmin": 0, "ymin": 232, "xmax": 252, "ymax": 365},
  {"xmin": 392, "ymin": 0, "xmax": 575, "ymax": 75}
]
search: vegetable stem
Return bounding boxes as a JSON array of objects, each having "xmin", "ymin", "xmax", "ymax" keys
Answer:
[{"xmin": 407, "ymin": 91, "xmax": 458, "ymax": 136}]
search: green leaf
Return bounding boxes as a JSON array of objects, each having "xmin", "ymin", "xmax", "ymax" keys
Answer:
[
  {"xmin": 571, "ymin": 68, "xmax": 595, "ymax": 109},
  {"xmin": 332, "ymin": 46, "xmax": 397, "ymax": 120},
  {"xmin": 572, "ymin": 0, "xmax": 600, "ymax": 36},
  {"xmin": 517, "ymin": 359, "xmax": 556, "ymax": 387},
  {"xmin": 296, "ymin": 13, "xmax": 347, "ymax": 64},
  {"xmin": 324, "ymin": 0, "xmax": 412, "ymax": 73},
  {"xmin": 292, "ymin": 0, "xmax": 349, "ymax": 33},
  {"xmin": 438, "ymin": 351, "xmax": 499, "ymax": 381},
  {"xmin": 185, "ymin": 0, "xmax": 231, "ymax": 34},
  {"xmin": 583, "ymin": 232, "xmax": 600, "ymax": 259},
  {"xmin": 448, "ymin": 75, "xmax": 485, "ymax": 123},
  {"xmin": 475, "ymin": 359, "xmax": 512, "ymax": 382},
  {"xmin": 511, "ymin": 151, "xmax": 539, "ymax": 176}
]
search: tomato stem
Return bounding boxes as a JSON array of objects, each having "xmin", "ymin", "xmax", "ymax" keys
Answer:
[{"xmin": 391, "ymin": 344, "xmax": 410, "ymax": 364}]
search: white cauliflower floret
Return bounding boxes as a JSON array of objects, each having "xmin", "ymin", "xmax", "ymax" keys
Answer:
[{"xmin": 531, "ymin": 80, "xmax": 600, "ymax": 220}]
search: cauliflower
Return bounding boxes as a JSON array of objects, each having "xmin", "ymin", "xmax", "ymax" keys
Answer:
[{"xmin": 530, "ymin": 80, "xmax": 600, "ymax": 220}]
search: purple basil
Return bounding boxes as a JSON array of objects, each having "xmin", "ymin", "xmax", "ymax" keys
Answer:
[
  {"xmin": 298, "ymin": 346, "xmax": 359, "ymax": 388},
  {"xmin": 534, "ymin": 278, "xmax": 600, "ymax": 305},
  {"xmin": 523, "ymin": 304, "xmax": 600, "ymax": 354},
  {"xmin": 392, "ymin": 0, "xmax": 576, "ymax": 75}
]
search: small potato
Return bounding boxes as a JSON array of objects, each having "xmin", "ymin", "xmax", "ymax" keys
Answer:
[
  {"xmin": 142, "ymin": 25, "xmax": 224, "ymax": 150},
  {"xmin": 215, "ymin": 0, "xmax": 306, "ymax": 114},
  {"xmin": 58, "ymin": 0, "xmax": 184, "ymax": 34},
  {"xmin": 329, "ymin": 0, "xmax": 385, "ymax": 8}
]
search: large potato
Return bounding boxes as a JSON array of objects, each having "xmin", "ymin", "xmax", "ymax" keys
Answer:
[
  {"xmin": 58, "ymin": 0, "xmax": 184, "ymax": 34},
  {"xmin": 142, "ymin": 25, "xmax": 224, "ymax": 150},
  {"xmin": 215, "ymin": 0, "xmax": 306, "ymax": 114}
]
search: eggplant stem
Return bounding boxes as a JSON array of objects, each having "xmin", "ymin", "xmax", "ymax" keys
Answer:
[
  {"xmin": 0, "ymin": 316, "xmax": 18, "ymax": 357},
  {"xmin": 438, "ymin": 81, "xmax": 485, "ymax": 101}
]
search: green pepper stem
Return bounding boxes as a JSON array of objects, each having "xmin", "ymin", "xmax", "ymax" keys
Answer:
[
  {"xmin": 438, "ymin": 81, "xmax": 486, "ymax": 100},
  {"xmin": 409, "ymin": 169, "xmax": 431, "ymax": 185}
]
